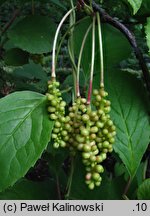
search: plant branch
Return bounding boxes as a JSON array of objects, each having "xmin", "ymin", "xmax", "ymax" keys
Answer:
[
  {"xmin": 65, "ymin": 156, "xmax": 75, "ymax": 199},
  {"xmin": 1, "ymin": 9, "xmax": 20, "ymax": 35},
  {"xmin": 91, "ymin": 0, "xmax": 150, "ymax": 94}
]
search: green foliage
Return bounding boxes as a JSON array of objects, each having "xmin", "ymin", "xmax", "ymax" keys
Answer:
[
  {"xmin": 69, "ymin": 156, "xmax": 126, "ymax": 200},
  {"xmin": 4, "ymin": 48, "xmax": 29, "ymax": 66},
  {"xmin": 73, "ymin": 17, "xmax": 131, "ymax": 75},
  {"xmin": 94, "ymin": 69, "xmax": 150, "ymax": 178},
  {"xmin": 137, "ymin": 179, "xmax": 150, "ymax": 199},
  {"xmin": 127, "ymin": 0, "xmax": 143, "ymax": 14},
  {"xmin": 145, "ymin": 18, "xmax": 150, "ymax": 53},
  {"xmin": 0, "ymin": 91, "xmax": 53, "ymax": 192},
  {"xmin": 8, "ymin": 15, "xmax": 56, "ymax": 54},
  {"xmin": 0, "ymin": 179, "xmax": 57, "ymax": 200}
]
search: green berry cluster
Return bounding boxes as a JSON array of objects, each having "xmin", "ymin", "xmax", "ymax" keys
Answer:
[
  {"xmin": 46, "ymin": 80, "xmax": 69, "ymax": 148},
  {"xmin": 63, "ymin": 88, "xmax": 116, "ymax": 189},
  {"xmin": 47, "ymin": 80, "xmax": 116, "ymax": 190}
]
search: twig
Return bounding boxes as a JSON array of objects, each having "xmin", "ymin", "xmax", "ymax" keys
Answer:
[
  {"xmin": 91, "ymin": 1, "xmax": 150, "ymax": 94},
  {"xmin": 56, "ymin": 174, "xmax": 61, "ymax": 200},
  {"xmin": 1, "ymin": 9, "xmax": 20, "ymax": 35},
  {"xmin": 123, "ymin": 177, "xmax": 132, "ymax": 197}
]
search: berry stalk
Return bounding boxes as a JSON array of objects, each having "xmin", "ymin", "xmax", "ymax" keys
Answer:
[
  {"xmin": 96, "ymin": 12, "xmax": 104, "ymax": 87},
  {"xmin": 51, "ymin": 7, "xmax": 76, "ymax": 79},
  {"xmin": 77, "ymin": 24, "xmax": 92, "ymax": 97},
  {"xmin": 87, "ymin": 15, "xmax": 96, "ymax": 104}
]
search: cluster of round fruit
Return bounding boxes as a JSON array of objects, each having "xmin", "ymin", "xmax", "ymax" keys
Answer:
[
  {"xmin": 47, "ymin": 80, "xmax": 116, "ymax": 189},
  {"xmin": 46, "ymin": 80, "xmax": 69, "ymax": 148}
]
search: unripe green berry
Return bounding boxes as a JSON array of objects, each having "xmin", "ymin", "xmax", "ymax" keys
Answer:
[
  {"xmin": 51, "ymin": 100, "xmax": 57, "ymax": 106},
  {"xmin": 101, "ymin": 152, "xmax": 107, "ymax": 161},
  {"xmin": 47, "ymin": 94, "xmax": 54, "ymax": 101},
  {"xmin": 88, "ymin": 182, "xmax": 95, "ymax": 190},
  {"xmin": 101, "ymin": 115, "xmax": 107, "ymax": 122},
  {"xmin": 81, "ymin": 128, "xmax": 89, "ymax": 137},
  {"xmin": 96, "ymin": 121, "xmax": 104, "ymax": 128},
  {"xmin": 48, "ymin": 106, "xmax": 56, "ymax": 113},
  {"xmin": 77, "ymin": 143, "xmax": 83, "ymax": 151},
  {"xmin": 95, "ymin": 181, "xmax": 101, "ymax": 187},
  {"xmin": 76, "ymin": 135, "xmax": 85, "ymax": 143},
  {"xmin": 55, "ymin": 121, "xmax": 61, "ymax": 128},
  {"xmin": 107, "ymin": 120, "xmax": 113, "ymax": 126},
  {"xmin": 92, "ymin": 172, "xmax": 100, "ymax": 181},
  {"xmin": 103, "ymin": 141, "xmax": 110, "ymax": 148},
  {"xmin": 104, "ymin": 107, "xmax": 111, "ymax": 113},
  {"xmin": 50, "ymin": 114, "xmax": 57, "ymax": 120},
  {"xmin": 60, "ymin": 101, "xmax": 66, "ymax": 107},
  {"xmin": 63, "ymin": 135, "xmax": 69, "ymax": 141},
  {"xmin": 93, "ymin": 149, "xmax": 99, "ymax": 155},
  {"xmin": 60, "ymin": 140, "xmax": 66, "ymax": 147},
  {"xmin": 112, "ymin": 131, "xmax": 117, "ymax": 136},
  {"xmin": 82, "ymin": 152, "xmax": 90, "ymax": 159},
  {"xmin": 96, "ymin": 155, "xmax": 103, "ymax": 163},
  {"xmin": 60, "ymin": 116, "xmax": 66, "ymax": 122},
  {"xmin": 65, "ymin": 116, "xmax": 70, "ymax": 122},
  {"xmin": 69, "ymin": 112, "xmax": 75, "ymax": 118},
  {"xmin": 109, "ymin": 137, "xmax": 115, "ymax": 143},
  {"xmin": 61, "ymin": 130, "xmax": 68, "ymax": 136},
  {"xmin": 97, "ymin": 143, "xmax": 102, "ymax": 149},
  {"xmin": 82, "ymin": 114, "xmax": 90, "ymax": 122},
  {"xmin": 53, "ymin": 128, "xmax": 60, "ymax": 134},
  {"xmin": 52, "ymin": 133, "xmax": 57, "ymax": 139},
  {"xmin": 96, "ymin": 95, "xmax": 101, "ymax": 102},
  {"xmin": 95, "ymin": 164, "xmax": 104, "ymax": 173},
  {"xmin": 83, "ymin": 144, "xmax": 91, "ymax": 152},
  {"xmin": 90, "ymin": 133, "xmax": 96, "ymax": 140},
  {"xmin": 98, "ymin": 109, "xmax": 104, "ymax": 115},
  {"xmin": 102, "ymin": 148, "xmax": 108, "ymax": 153},
  {"xmin": 90, "ymin": 126, "xmax": 98, "ymax": 133},
  {"xmin": 53, "ymin": 142, "xmax": 59, "ymax": 148},
  {"xmin": 79, "ymin": 104, "xmax": 86, "ymax": 112},
  {"xmin": 81, "ymin": 98, "xmax": 87, "ymax": 104},
  {"xmin": 90, "ymin": 155, "xmax": 96, "ymax": 162},
  {"xmin": 91, "ymin": 145, "xmax": 97, "ymax": 151},
  {"xmin": 93, "ymin": 89, "xmax": 99, "ymax": 96},
  {"xmin": 103, "ymin": 128, "xmax": 108, "ymax": 134},
  {"xmin": 111, "ymin": 125, "xmax": 116, "ymax": 131}
]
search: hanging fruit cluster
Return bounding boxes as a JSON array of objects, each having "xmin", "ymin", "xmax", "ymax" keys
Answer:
[
  {"xmin": 47, "ymin": 4, "xmax": 116, "ymax": 190},
  {"xmin": 47, "ymin": 80, "xmax": 116, "ymax": 189}
]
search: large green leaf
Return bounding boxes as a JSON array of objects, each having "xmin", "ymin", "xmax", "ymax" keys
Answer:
[
  {"xmin": 73, "ymin": 17, "xmax": 131, "ymax": 75},
  {"xmin": 8, "ymin": 15, "xmax": 56, "ymax": 54},
  {"xmin": 0, "ymin": 91, "xmax": 53, "ymax": 192},
  {"xmin": 127, "ymin": 0, "xmax": 142, "ymax": 14},
  {"xmin": 0, "ymin": 179, "xmax": 57, "ymax": 200},
  {"xmin": 94, "ymin": 69, "xmax": 150, "ymax": 178},
  {"xmin": 4, "ymin": 48, "xmax": 29, "ymax": 66},
  {"xmin": 145, "ymin": 18, "xmax": 150, "ymax": 53},
  {"xmin": 137, "ymin": 178, "xmax": 150, "ymax": 199}
]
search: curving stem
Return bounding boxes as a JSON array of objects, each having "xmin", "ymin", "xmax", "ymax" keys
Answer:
[
  {"xmin": 51, "ymin": 7, "xmax": 76, "ymax": 79},
  {"xmin": 97, "ymin": 12, "xmax": 104, "ymax": 88},
  {"xmin": 87, "ymin": 15, "xmax": 96, "ymax": 104},
  {"xmin": 77, "ymin": 24, "xmax": 92, "ymax": 97}
]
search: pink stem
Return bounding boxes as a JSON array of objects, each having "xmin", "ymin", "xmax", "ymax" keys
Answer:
[{"xmin": 87, "ymin": 79, "xmax": 93, "ymax": 104}]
